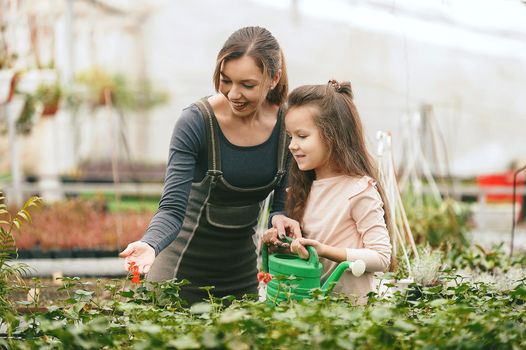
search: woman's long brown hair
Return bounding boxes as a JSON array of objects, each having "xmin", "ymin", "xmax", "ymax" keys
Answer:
[
  {"xmin": 285, "ymin": 81, "xmax": 396, "ymax": 270},
  {"xmin": 213, "ymin": 26, "xmax": 288, "ymax": 106}
]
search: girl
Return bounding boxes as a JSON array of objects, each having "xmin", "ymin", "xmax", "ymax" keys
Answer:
[
  {"xmin": 120, "ymin": 27, "xmax": 298, "ymax": 305},
  {"xmin": 263, "ymin": 80, "xmax": 393, "ymax": 301}
]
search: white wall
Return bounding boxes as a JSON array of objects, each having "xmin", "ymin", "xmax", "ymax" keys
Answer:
[
  {"xmin": 138, "ymin": 0, "xmax": 526, "ymax": 177},
  {"xmin": 7, "ymin": 0, "xmax": 526, "ymax": 178}
]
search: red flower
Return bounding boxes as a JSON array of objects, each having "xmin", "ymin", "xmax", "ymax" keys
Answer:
[
  {"xmin": 257, "ymin": 272, "xmax": 272, "ymax": 284},
  {"xmin": 128, "ymin": 261, "xmax": 141, "ymax": 285}
]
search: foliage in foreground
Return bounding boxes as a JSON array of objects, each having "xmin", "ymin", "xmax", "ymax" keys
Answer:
[
  {"xmin": 1, "ymin": 268, "xmax": 525, "ymax": 350},
  {"xmin": 1, "ymin": 194, "xmax": 524, "ymax": 349}
]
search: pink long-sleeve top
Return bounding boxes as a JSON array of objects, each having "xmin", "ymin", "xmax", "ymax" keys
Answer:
[{"xmin": 301, "ymin": 175, "xmax": 392, "ymax": 300}]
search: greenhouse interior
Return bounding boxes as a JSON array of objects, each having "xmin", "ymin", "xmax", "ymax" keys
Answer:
[{"xmin": 1, "ymin": 0, "xmax": 525, "ymax": 348}]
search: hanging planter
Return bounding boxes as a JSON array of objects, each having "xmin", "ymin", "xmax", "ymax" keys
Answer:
[
  {"xmin": 0, "ymin": 69, "xmax": 19, "ymax": 104},
  {"xmin": 34, "ymin": 83, "xmax": 62, "ymax": 117},
  {"xmin": 75, "ymin": 67, "xmax": 168, "ymax": 110},
  {"xmin": 15, "ymin": 69, "xmax": 60, "ymax": 119},
  {"xmin": 8, "ymin": 72, "xmax": 62, "ymax": 134}
]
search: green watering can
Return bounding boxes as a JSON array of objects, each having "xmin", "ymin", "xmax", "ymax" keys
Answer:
[{"xmin": 261, "ymin": 237, "xmax": 366, "ymax": 303}]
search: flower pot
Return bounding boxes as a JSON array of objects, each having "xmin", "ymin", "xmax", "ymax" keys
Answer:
[
  {"xmin": 17, "ymin": 250, "xmax": 33, "ymax": 259},
  {"xmin": 42, "ymin": 102, "xmax": 59, "ymax": 116},
  {"xmin": 30, "ymin": 249, "xmax": 52, "ymax": 259},
  {"xmin": 73, "ymin": 249, "xmax": 98, "ymax": 258},
  {"xmin": 51, "ymin": 250, "xmax": 73, "ymax": 259},
  {"xmin": 96, "ymin": 249, "xmax": 120, "ymax": 258}
]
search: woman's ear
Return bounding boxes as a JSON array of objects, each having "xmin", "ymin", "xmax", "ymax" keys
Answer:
[{"xmin": 271, "ymin": 69, "xmax": 282, "ymax": 89}]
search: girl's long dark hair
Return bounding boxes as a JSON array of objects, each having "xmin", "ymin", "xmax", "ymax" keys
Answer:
[{"xmin": 285, "ymin": 81, "xmax": 396, "ymax": 270}]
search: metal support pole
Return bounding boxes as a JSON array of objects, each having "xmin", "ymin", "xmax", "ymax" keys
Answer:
[
  {"xmin": 63, "ymin": 0, "xmax": 74, "ymax": 85},
  {"xmin": 510, "ymin": 165, "xmax": 526, "ymax": 257},
  {"xmin": 6, "ymin": 99, "xmax": 23, "ymax": 207}
]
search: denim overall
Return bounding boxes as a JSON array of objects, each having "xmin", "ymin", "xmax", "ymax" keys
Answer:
[{"xmin": 146, "ymin": 98, "xmax": 288, "ymax": 305}]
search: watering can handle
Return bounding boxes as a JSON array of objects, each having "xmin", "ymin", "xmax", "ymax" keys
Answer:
[
  {"xmin": 261, "ymin": 236, "xmax": 319, "ymax": 273},
  {"xmin": 321, "ymin": 259, "xmax": 367, "ymax": 294}
]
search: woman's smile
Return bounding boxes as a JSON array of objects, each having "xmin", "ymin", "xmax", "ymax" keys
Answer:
[{"xmin": 231, "ymin": 101, "xmax": 249, "ymax": 111}]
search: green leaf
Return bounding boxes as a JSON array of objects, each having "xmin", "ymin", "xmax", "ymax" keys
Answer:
[
  {"xmin": 140, "ymin": 323, "xmax": 162, "ymax": 334},
  {"xmin": 168, "ymin": 335, "xmax": 201, "ymax": 349},
  {"xmin": 73, "ymin": 302, "xmax": 87, "ymax": 314},
  {"xmin": 17, "ymin": 210, "xmax": 31, "ymax": 223},
  {"xmin": 74, "ymin": 289, "xmax": 94, "ymax": 298},
  {"xmin": 190, "ymin": 302, "xmax": 212, "ymax": 314},
  {"xmin": 119, "ymin": 290, "xmax": 134, "ymax": 298},
  {"xmin": 429, "ymin": 299, "xmax": 448, "ymax": 307},
  {"xmin": 226, "ymin": 340, "xmax": 250, "ymax": 350},
  {"xmin": 394, "ymin": 319, "xmax": 417, "ymax": 332},
  {"xmin": 370, "ymin": 306, "xmax": 392, "ymax": 322},
  {"xmin": 219, "ymin": 309, "xmax": 247, "ymax": 324},
  {"xmin": 24, "ymin": 196, "xmax": 42, "ymax": 209}
]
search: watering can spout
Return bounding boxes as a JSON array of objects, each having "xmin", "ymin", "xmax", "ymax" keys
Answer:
[{"xmin": 321, "ymin": 260, "xmax": 366, "ymax": 294}]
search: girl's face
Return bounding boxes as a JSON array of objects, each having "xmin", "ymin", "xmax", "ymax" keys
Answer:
[
  {"xmin": 219, "ymin": 55, "xmax": 268, "ymax": 118},
  {"xmin": 286, "ymin": 105, "xmax": 336, "ymax": 179}
]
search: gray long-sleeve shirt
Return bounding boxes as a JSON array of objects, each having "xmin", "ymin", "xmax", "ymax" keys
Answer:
[{"xmin": 141, "ymin": 103, "xmax": 288, "ymax": 255}]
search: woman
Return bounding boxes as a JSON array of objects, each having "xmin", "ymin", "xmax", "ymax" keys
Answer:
[{"xmin": 120, "ymin": 26, "xmax": 298, "ymax": 305}]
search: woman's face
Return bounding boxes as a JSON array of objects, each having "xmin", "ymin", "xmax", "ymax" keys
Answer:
[{"xmin": 219, "ymin": 55, "xmax": 268, "ymax": 118}]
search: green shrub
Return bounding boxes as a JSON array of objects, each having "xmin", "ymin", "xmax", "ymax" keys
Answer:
[
  {"xmin": 0, "ymin": 193, "xmax": 41, "ymax": 331},
  {"xmin": 403, "ymin": 194, "xmax": 472, "ymax": 250}
]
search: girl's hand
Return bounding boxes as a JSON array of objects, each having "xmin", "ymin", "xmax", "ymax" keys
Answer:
[
  {"xmin": 119, "ymin": 241, "xmax": 155, "ymax": 274},
  {"xmin": 261, "ymin": 228, "xmax": 288, "ymax": 247},
  {"xmin": 261, "ymin": 228, "xmax": 292, "ymax": 256},
  {"xmin": 290, "ymin": 238, "xmax": 324, "ymax": 260},
  {"xmin": 271, "ymin": 215, "xmax": 302, "ymax": 239}
]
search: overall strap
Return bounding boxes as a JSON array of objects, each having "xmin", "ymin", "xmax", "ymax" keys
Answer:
[
  {"xmin": 275, "ymin": 107, "xmax": 290, "ymax": 180},
  {"xmin": 195, "ymin": 98, "xmax": 222, "ymax": 175}
]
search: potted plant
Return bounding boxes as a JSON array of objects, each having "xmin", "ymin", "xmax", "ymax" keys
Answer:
[
  {"xmin": 75, "ymin": 67, "xmax": 168, "ymax": 110},
  {"xmin": 10, "ymin": 69, "xmax": 59, "ymax": 133},
  {"xmin": 75, "ymin": 67, "xmax": 129, "ymax": 107},
  {"xmin": 34, "ymin": 83, "xmax": 62, "ymax": 116}
]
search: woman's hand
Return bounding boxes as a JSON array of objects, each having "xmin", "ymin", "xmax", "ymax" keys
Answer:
[
  {"xmin": 119, "ymin": 241, "xmax": 155, "ymax": 274},
  {"xmin": 290, "ymin": 238, "xmax": 324, "ymax": 260},
  {"xmin": 271, "ymin": 215, "xmax": 302, "ymax": 239}
]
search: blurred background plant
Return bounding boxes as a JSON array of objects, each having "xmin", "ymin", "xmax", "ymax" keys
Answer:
[
  {"xmin": 0, "ymin": 193, "xmax": 41, "ymax": 323},
  {"xmin": 10, "ymin": 82, "xmax": 62, "ymax": 134},
  {"xmin": 34, "ymin": 82, "xmax": 62, "ymax": 116},
  {"xmin": 74, "ymin": 67, "xmax": 168, "ymax": 111},
  {"xmin": 0, "ymin": 23, "xmax": 17, "ymax": 69},
  {"xmin": 10, "ymin": 196, "xmax": 151, "ymax": 253},
  {"xmin": 403, "ymin": 193, "xmax": 473, "ymax": 251}
]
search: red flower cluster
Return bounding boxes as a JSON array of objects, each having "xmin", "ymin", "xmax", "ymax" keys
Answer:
[
  {"xmin": 257, "ymin": 272, "xmax": 272, "ymax": 284},
  {"xmin": 128, "ymin": 261, "xmax": 141, "ymax": 285}
]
